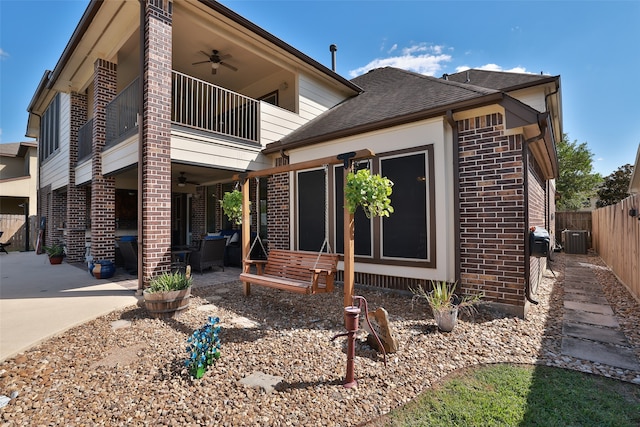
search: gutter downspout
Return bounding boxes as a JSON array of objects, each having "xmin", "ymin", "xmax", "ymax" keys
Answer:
[
  {"xmin": 445, "ymin": 110, "xmax": 461, "ymax": 285},
  {"xmin": 136, "ymin": 0, "xmax": 145, "ymax": 294},
  {"xmin": 522, "ymin": 118, "xmax": 547, "ymax": 306}
]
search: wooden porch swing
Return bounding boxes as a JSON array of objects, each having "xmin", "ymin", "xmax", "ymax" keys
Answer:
[{"xmin": 233, "ymin": 149, "xmax": 374, "ymax": 306}]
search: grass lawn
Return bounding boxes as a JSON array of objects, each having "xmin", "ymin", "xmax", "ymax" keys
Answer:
[{"xmin": 367, "ymin": 364, "xmax": 640, "ymax": 427}]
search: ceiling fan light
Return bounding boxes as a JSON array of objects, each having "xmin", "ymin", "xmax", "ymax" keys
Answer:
[
  {"xmin": 211, "ymin": 62, "xmax": 220, "ymax": 70},
  {"xmin": 178, "ymin": 182, "xmax": 186, "ymax": 187}
]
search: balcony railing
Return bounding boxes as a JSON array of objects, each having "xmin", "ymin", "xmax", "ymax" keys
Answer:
[
  {"xmin": 77, "ymin": 118, "xmax": 94, "ymax": 162},
  {"xmin": 172, "ymin": 71, "xmax": 259, "ymax": 143},
  {"xmin": 106, "ymin": 78, "xmax": 139, "ymax": 147}
]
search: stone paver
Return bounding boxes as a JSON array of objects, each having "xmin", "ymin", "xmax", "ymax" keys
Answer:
[{"xmin": 561, "ymin": 256, "xmax": 640, "ymax": 373}]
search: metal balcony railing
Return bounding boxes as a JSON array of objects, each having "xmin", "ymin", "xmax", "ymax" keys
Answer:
[
  {"xmin": 77, "ymin": 118, "xmax": 94, "ymax": 162},
  {"xmin": 172, "ymin": 71, "xmax": 259, "ymax": 143},
  {"xmin": 105, "ymin": 78, "xmax": 139, "ymax": 147}
]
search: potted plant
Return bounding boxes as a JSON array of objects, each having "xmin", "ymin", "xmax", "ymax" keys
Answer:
[
  {"xmin": 43, "ymin": 244, "xmax": 65, "ymax": 264},
  {"xmin": 143, "ymin": 270, "xmax": 193, "ymax": 318},
  {"xmin": 344, "ymin": 169, "xmax": 394, "ymax": 218},
  {"xmin": 219, "ymin": 189, "xmax": 248, "ymax": 226},
  {"xmin": 411, "ymin": 280, "xmax": 483, "ymax": 332}
]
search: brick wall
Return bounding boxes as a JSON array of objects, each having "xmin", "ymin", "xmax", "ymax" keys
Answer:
[
  {"xmin": 527, "ymin": 150, "xmax": 548, "ymax": 297},
  {"xmin": 457, "ymin": 113, "xmax": 526, "ymax": 309},
  {"xmin": 67, "ymin": 92, "xmax": 88, "ymax": 262},
  {"xmin": 91, "ymin": 58, "xmax": 117, "ymax": 262},
  {"xmin": 141, "ymin": 0, "xmax": 173, "ymax": 283},
  {"xmin": 267, "ymin": 173, "xmax": 290, "ymax": 250}
]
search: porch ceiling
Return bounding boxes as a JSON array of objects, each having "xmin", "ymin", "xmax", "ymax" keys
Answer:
[
  {"xmin": 113, "ymin": 164, "xmax": 236, "ymax": 190},
  {"xmin": 172, "ymin": 3, "xmax": 285, "ymax": 91}
]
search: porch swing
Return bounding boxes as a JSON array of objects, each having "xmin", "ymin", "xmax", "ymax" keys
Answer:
[{"xmin": 239, "ymin": 166, "xmax": 340, "ymax": 296}]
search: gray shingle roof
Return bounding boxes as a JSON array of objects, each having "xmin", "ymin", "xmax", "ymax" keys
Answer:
[
  {"xmin": 443, "ymin": 69, "xmax": 556, "ymax": 91},
  {"xmin": 266, "ymin": 67, "xmax": 500, "ymax": 152}
]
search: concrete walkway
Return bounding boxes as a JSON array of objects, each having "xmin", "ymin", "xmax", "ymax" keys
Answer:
[
  {"xmin": 560, "ymin": 256, "xmax": 640, "ymax": 371},
  {"xmin": 0, "ymin": 251, "xmax": 140, "ymax": 362}
]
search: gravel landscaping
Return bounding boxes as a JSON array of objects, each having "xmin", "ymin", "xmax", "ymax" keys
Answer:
[{"xmin": 1, "ymin": 252, "xmax": 639, "ymax": 426}]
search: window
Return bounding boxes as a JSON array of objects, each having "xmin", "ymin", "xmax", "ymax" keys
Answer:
[
  {"xmin": 40, "ymin": 94, "xmax": 60, "ymax": 161},
  {"xmin": 296, "ymin": 168, "xmax": 326, "ymax": 251},
  {"xmin": 380, "ymin": 152, "xmax": 429, "ymax": 260},
  {"xmin": 295, "ymin": 146, "xmax": 435, "ymax": 267},
  {"xmin": 258, "ymin": 90, "xmax": 278, "ymax": 106}
]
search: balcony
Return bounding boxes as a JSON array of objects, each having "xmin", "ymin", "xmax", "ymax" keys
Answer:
[
  {"xmin": 171, "ymin": 71, "xmax": 259, "ymax": 143},
  {"xmin": 77, "ymin": 118, "xmax": 93, "ymax": 162}
]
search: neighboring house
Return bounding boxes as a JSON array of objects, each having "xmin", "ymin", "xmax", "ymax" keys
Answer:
[
  {"xmin": 0, "ymin": 142, "xmax": 38, "ymax": 251},
  {"xmin": 27, "ymin": 0, "xmax": 561, "ymax": 318}
]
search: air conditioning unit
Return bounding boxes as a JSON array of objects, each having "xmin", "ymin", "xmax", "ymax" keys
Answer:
[{"xmin": 562, "ymin": 230, "xmax": 588, "ymax": 254}]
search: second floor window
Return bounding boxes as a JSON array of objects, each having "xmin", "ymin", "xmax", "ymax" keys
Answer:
[{"xmin": 40, "ymin": 94, "xmax": 60, "ymax": 162}]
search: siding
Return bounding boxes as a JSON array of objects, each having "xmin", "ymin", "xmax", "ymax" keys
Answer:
[
  {"xmin": 40, "ymin": 93, "xmax": 71, "ymax": 191},
  {"xmin": 298, "ymin": 73, "xmax": 346, "ymax": 122}
]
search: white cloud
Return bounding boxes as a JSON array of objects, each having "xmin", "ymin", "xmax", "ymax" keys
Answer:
[
  {"xmin": 0, "ymin": 48, "xmax": 8, "ymax": 59},
  {"xmin": 349, "ymin": 43, "xmax": 452, "ymax": 78},
  {"xmin": 388, "ymin": 44, "xmax": 398, "ymax": 54},
  {"xmin": 455, "ymin": 63, "xmax": 532, "ymax": 74}
]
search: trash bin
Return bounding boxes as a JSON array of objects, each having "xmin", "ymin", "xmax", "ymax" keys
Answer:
[{"xmin": 562, "ymin": 230, "xmax": 588, "ymax": 254}]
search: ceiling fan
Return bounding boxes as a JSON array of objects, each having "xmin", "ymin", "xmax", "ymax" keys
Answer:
[
  {"xmin": 177, "ymin": 172, "xmax": 199, "ymax": 187},
  {"xmin": 192, "ymin": 49, "xmax": 238, "ymax": 75}
]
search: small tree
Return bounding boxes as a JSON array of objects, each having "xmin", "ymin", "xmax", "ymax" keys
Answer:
[
  {"xmin": 596, "ymin": 164, "xmax": 633, "ymax": 207},
  {"xmin": 556, "ymin": 134, "xmax": 602, "ymax": 210}
]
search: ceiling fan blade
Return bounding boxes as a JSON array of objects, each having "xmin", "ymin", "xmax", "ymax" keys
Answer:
[
  {"xmin": 220, "ymin": 61, "xmax": 238, "ymax": 72},
  {"xmin": 192, "ymin": 60, "xmax": 210, "ymax": 65},
  {"xmin": 200, "ymin": 50, "xmax": 210, "ymax": 57}
]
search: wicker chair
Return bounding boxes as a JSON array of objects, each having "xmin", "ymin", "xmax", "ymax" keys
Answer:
[{"xmin": 190, "ymin": 237, "xmax": 225, "ymax": 274}]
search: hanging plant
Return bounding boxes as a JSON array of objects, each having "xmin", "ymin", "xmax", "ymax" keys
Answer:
[
  {"xmin": 219, "ymin": 189, "xmax": 248, "ymax": 225},
  {"xmin": 345, "ymin": 169, "xmax": 394, "ymax": 219}
]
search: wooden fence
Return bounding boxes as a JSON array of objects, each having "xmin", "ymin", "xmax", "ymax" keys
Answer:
[
  {"xmin": 592, "ymin": 193, "xmax": 640, "ymax": 302},
  {"xmin": 555, "ymin": 211, "xmax": 593, "ymax": 248},
  {"xmin": 0, "ymin": 215, "xmax": 38, "ymax": 252}
]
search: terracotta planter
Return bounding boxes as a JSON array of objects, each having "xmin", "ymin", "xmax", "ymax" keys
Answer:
[
  {"xmin": 433, "ymin": 306, "xmax": 458, "ymax": 332},
  {"xmin": 48, "ymin": 255, "xmax": 63, "ymax": 265},
  {"xmin": 143, "ymin": 287, "xmax": 191, "ymax": 319}
]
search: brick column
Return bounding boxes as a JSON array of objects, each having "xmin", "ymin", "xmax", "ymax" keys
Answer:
[
  {"xmin": 267, "ymin": 173, "xmax": 290, "ymax": 250},
  {"xmin": 50, "ymin": 190, "xmax": 66, "ymax": 245},
  {"xmin": 141, "ymin": 0, "xmax": 173, "ymax": 282},
  {"xmin": 457, "ymin": 113, "xmax": 526, "ymax": 312},
  {"xmin": 67, "ymin": 92, "xmax": 88, "ymax": 262},
  {"xmin": 191, "ymin": 187, "xmax": 206, "ymax": 239},
  {"xmin": 91, "ymin": 59, "xmax": 117, "ymax": 262}
]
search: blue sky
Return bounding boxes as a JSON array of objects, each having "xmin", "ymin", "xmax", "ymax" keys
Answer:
[{"xmin": 1, "ymin": 0, "xmax": 638, "ymax": 177}]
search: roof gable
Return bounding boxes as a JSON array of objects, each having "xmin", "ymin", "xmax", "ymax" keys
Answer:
[
  {"xmin": 444, "ymin": 69, "xmax": 557, "ymax": 91},
  {"xmin": 265, "ymin": 67, "xmax": 500, "ymax": 152}
]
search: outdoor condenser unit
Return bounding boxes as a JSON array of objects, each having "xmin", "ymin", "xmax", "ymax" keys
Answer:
[{"xmin": 562, "ymin": 230, "xmax": 588, "ymax": 254}]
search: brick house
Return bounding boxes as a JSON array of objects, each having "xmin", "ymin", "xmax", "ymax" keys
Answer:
[{"xmin": 26, "ymin": 0, "xmax": 560, "ymax": 317}]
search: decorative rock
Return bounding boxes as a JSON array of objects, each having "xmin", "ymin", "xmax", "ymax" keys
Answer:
[
  {"xmin": 110, "ymin": 320, "xmax": 132, "ymax": 330},
  {"xmin": 363, "ymin": 307, "xmax": 399, "ymax": 353},
  {"xmin": 230, "ymin": 316, "xmax": 259, "ymax": 328},
  {"xmin": 0, "ymin": 395, "xmax": 10, "ymax": 408},
  {"xmin": 238, "ymin": 371, "xmax": 283, "ymax": 394},
  {"xmin": 196, "ymin": 304, "xmax": 218, "ymax": 312}
]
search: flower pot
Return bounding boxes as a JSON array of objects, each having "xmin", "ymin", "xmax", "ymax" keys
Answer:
[
  {"xmin": 433, "ymin": 306, "xmax": 458, "ymax": 332},
  {"xmin": 143, "ymin": 287, "xmax": 191, "ymax": 319},
  {"xmin": 48, "ymin": 255, "xmax": 63, "ymax": 265},
  {"xmin": 91, "ymin": 261, "xmax": 115, "ymax": 279}
]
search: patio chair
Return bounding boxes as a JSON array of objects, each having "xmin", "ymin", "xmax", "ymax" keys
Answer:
[
  {"xmin": 0, "ymin": 231, "xmax": 10, "ymax": 254},
  {"xmin": 190, "ymin": 237, "xmax": 225, "ymax": 274},
  {"xmin": 118, "ymin": 239, "xmax": 137, "ymax": 274}
]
